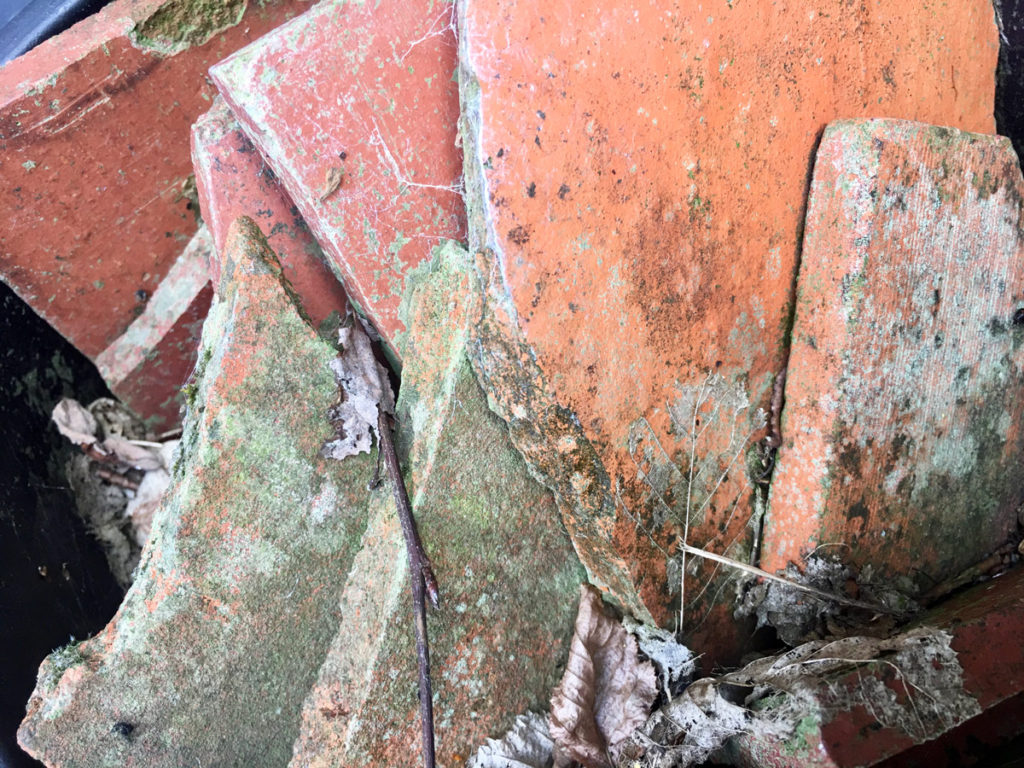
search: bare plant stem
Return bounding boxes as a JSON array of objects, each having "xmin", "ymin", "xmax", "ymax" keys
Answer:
[
  {"xmin": 377, "ymin": 409, "xmax": 440, "ymax": 768},
  {"xmin": 94, "ymin": 468, "xmax": 140, "ymax": 490},
  {"xmin": 678, "ymin": 543, "xmax": 897, "ymax": 615}
]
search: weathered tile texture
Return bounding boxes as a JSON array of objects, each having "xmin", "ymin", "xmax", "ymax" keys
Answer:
[
  {"xmin": 18, "ymin": 218, "xmax": 373, "ymax": 767},
  {"xmin": 764, "ymin": 119, "xmax": 1024, "ymax": 590},
  {"xmin": 458, "ymin": 0, "xmax": 999, "ymax": 653},
  {"xmin": 0, "ymin": 0, "xmax": 310, "ymax": 417},
  {"xmin": 290, "ymin": 242, "xmax": 583, "ymax": 767},
  {"xmin": 191, "ymin": 97, "xmax": 348, "ymax": 328},
  {"xmin": 93, "ymin": 225, "xmax": 213, "ymax": 428},
  {"xmin": 210, "ymin": 0, "xmax": 466, "ymax": 355}
]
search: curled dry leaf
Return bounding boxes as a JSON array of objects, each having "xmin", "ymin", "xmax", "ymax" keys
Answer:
[
  {"xmin": 53, "ymin": 398, "xmax": 167, "ymax": 471},
  {"xmin": 467, "ymin": 712, "xmax": 554, "ymax": 768},
  {"xmin": 618, "ymin": 625, "xmax": 980, "ymax": 767},
  {"xmin": 321, "ymin": 320, "xmax": 395, "ymax": 461},
  {"xmin": 52, "ymin": 398, "xmax": 99, "ymax": 446},
  {"xmin": 124, "ymin": 441, "xmax": 177, "ymax": 547},
  {"xmin": 548, "ymin": 585, "xmax": 657, "ymax": 768},
  {"xmin": 623, "ymin": 616, "xmax": 696, "ymax": 698}
]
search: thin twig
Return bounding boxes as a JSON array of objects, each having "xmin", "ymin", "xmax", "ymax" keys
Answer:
[
  {"xmin": 680, "ymin": 376, "xmax": 709, "ymax": 632},
  {"xmin": 94, "ymin": 468, "xmax": 139, "ymax": 491},
  {"xmin": 678, "ymin": 543, "xmax": 898, "ymax": 615},
  {"xmin": 377, "ymin": 409, "xmax": 439, "ymax": 768}
]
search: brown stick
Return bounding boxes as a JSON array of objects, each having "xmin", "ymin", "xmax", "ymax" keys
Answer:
[
  {"xmin": 94, "ymin": 468, "xmax": 140, "ymax": 490},
  {"xmin": 377, "ymin": 409, "xmax": 439, "ymax": 768}
]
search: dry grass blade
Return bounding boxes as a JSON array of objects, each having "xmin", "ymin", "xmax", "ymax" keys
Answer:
[{"xmin": 678, "ymin": 543, "xmax": 898, "ymax": 615}]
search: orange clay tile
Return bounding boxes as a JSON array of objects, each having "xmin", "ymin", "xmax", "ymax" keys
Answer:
[
  {"xmin": 93, "ymin": 226, "xmax": 212, "ymax": 429},
  {"xmin": 209, "ymin": 0, "xmax": 466, "ymax": 357},
  {"xmin": 0, "ymin": 0, "xmax": 310, "ymax": 419},
  {"xmin": 191, "ymin": 98, "xmax": 349, "ymax": 328},
  {"xmin": 458, "ymin": 0, "xmax": 998, "ymax": 657},
  {"xmin": 762, "ymin": 119, "xmax": 1024, "ymax": 591}
]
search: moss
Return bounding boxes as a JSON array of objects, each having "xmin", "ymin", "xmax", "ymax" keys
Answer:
[
  {"xmin": 250, "ymin": 237, "xmax": 317, "ymax": 330},
  {"xmin": 40, "ymin": 642, "xmax": 88, "ymax": 693},
  {"xmin": 129, "ymin": 0, "xmax": 247, "ymax": 56},
  {"xmin": 783, "ymin": 716, "xmax": 821, "ymax": 756},
  {"xmin": 972, "ymin": 168, "xmax": 1002, "ymax": 200}
]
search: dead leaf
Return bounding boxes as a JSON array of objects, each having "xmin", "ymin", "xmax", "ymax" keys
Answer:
[
  {"xmin": 319, "ymin": 165, "xmax": 345, "ymax": 201},
  {"xmin": 617, "ymin": 677, "xmax": 775, "ymax": 768},
  {"xmin": 124, "ymin": 470, "xmax": 166, "ymax": 547},
  {"xmin": 548, "ymin": 585, "xmax": 657, "ymax": 768},
  {"xmin": 623, "ymin": 616, "xmax": 696, "ymax": 698},
  {"xmin": 321, "ymin": 318, "xmax": 394, "ymax": 461},
  {"xmin": 88, "ymin": 397, "xmax": 148, "ymax": 441},
  {"xmin": 124, "ymin": 441, "xmax": 176, "ymax": 547},
  {"xmin": 467, "ymin": 712, "xmax": 554, "ymax": 768},
  {"xmin": 101, "ymin": 437, "xmax": 165, "ymax": 472},
  {"xmin": 618, "ymin": 625, "xmax": 981, "ymax": 767},
  {"xmin": 52, "ymin": 399, "xmax": 99, "ymax": 446}
]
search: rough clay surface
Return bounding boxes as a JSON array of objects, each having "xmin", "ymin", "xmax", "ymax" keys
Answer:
[
  {"xmin": 93, "ymin": 225, "xmax": 213, "ymax": 428},
  {"xmin": 18, "ymin": 218, "xmax": 374, "ymax": 767},
  {"xmin": 209, "ymin": 0, "xmax": 465, "ymax": 355},
  {"xmin": 764, "ymin": 119, "xmax": 1024, "ymax": 590},
  {"xmin": 0, "ymin": 0, "xmax": 309, "ymax": 421},
  {"xmin": 289, "ymin": 241, "xmax": 584, "ymax": 767},
  {"xmin": 457, "ymin": 0, "xmax": 998, "ymax": 659},
  {"xmin": 191, "ymin": 97, "xmax": 349, "ymax": 328}
]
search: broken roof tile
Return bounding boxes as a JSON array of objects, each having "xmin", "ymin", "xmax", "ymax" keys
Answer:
[
  {"xmin": 763, "ymin": 119, "xmax": 1024, "ymax": 590},
  {"xmin": 210, "ymin": 0, "xmax": 465, "ymax": 356}
]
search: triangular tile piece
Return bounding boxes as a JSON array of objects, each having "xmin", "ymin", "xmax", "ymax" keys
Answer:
[
  {"xmin": 19, "ymin": 218, "xmax": 373, "ymax": 766},
  {"xmin": 210, "ymin": 0, "xmax": 465, "ymax": 356},
  {"xmin": 289, "ymin": 241, "xmax": 583, "ymax": 766},
  {"xmin": 192, "ymin": 97, "xmax": 349, "ymax": 328}
]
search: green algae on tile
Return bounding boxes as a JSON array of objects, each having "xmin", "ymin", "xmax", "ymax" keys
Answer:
[
  {"xmin": 19, "ymin": 218, "xmax": 374, "ymax": 768},
  {"xmin": 129, "ymin": 0, "xmax": 247, "ymax": 55},
  {"xmin": 290, "ymin": 240, "xmax": 584, "ymax": 766}
]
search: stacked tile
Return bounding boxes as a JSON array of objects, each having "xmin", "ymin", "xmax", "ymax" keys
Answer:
[
  {"xmin": 18, "ymin": 218, "xmax": 375, "ymax": 766},
  {"xmin": 290, "ymin": 241, "xmax": 583, "ymax": 766},
  {"xmin": 0, "ymin": 0, "xmax": 311, "ymax": 427},
  {"xmin": 457, "ymin": 0, "xmax": 999, "ymax": 657},
  {"xmin": 191, "ymin": 97, "xmax": 349, "ymax": 329},
  {"xmin": 209, "ymin": 0, "xmax": 466, "ymax": 358},
  {"xmin": 763, "ymin": 119, "xmax": 1024, "ymax": 591}
]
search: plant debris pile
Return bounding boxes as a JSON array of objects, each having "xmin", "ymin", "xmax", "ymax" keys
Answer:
[
  {"xmin": 51, "ymin": 398, "xmax": 177, "ymax": 587},
  {"xmin": 470, "ymin": 584, "xmax": 980, "ymax": 768}
]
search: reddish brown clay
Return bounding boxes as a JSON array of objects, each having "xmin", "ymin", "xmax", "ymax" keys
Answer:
[
  {"xmin": 210, "ymin": 0, "xmax": 466, "ymax": 354},
  {"xmin": 192, "ymin": 98, "xmax": 348, "ymax": 328},
  {"xmin": 0, "ymin": 0, "xmax": 310, "ymax": 418},
  {"xmin": 459, "ymin": 0, "xmax": 998, "ymax": 656}
]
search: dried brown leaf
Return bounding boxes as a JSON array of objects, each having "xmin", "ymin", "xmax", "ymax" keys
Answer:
[
  {"xmin": 124, "ymin": 441, "xmax": 176, "ymax": 547},
  {"xmin": 619, "ymin": 625, "xmax": 981, "ymax": 767},
  {"xmin": 321, "ymin": 320, "xmax": 394, "ymax": 461},
  {"xmin": 549, "ymin": 585, "xmax": 657, "ymax": 768},
  {"xmin": 101, "ymin": 437, "xmax": 165, "ymax": 472},
  {"xmin": 52, "ymin": 398, "xmax": 99, "ymax": 446}
]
